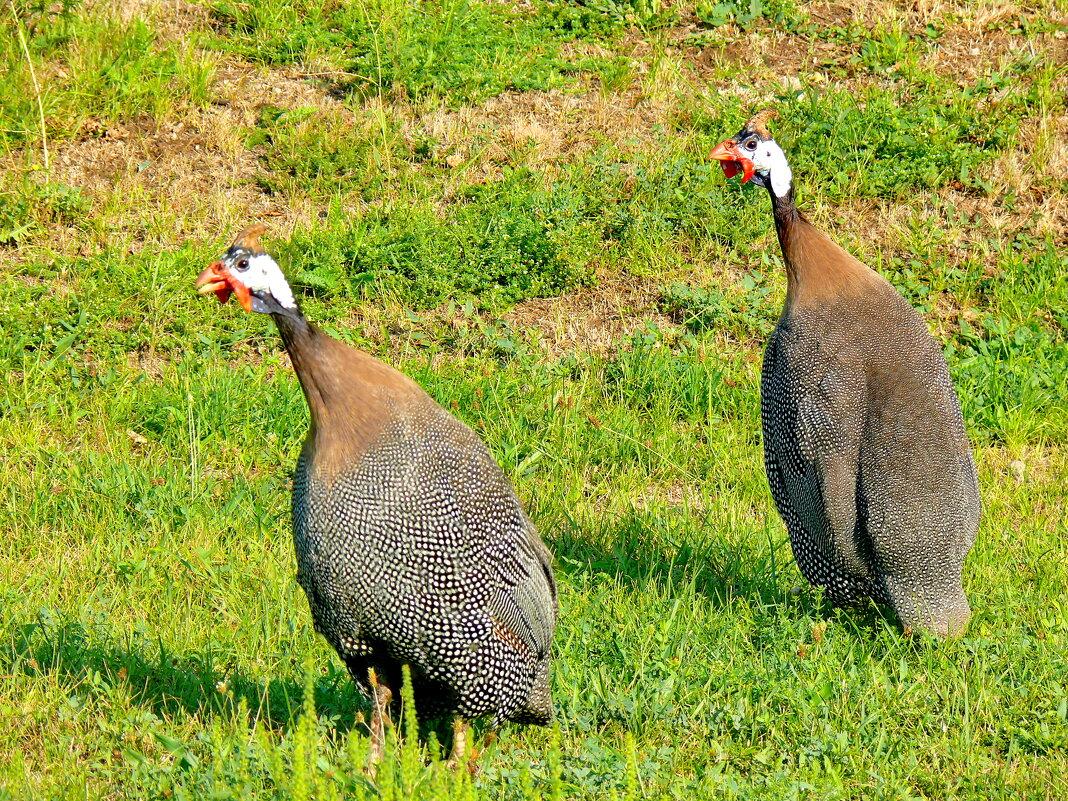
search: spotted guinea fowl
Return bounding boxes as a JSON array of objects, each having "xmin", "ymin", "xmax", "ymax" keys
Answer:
[
  {"xmin": 196, "ymin": 225, "xmax": 557, "ymax": 765},
  {"xmin": 710, "ymin": 110, "xmax": 980, "ymax": 637}
]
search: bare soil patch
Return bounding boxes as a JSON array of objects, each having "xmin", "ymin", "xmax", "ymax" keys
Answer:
[
  {"xmin": 407, "ymin": 82, "xmax": 674, "ymax": 195},
  {"xmin": 102, "ymin": 0, "xmax": 211, "ymax": 40},
  {"xmin": 42, "ymin": 59, "xmax": 353, "ymax": 257},
  {"xmin": 679, "ymin": 2, "xmax": 1066, "ymax": 89},
  {"xmin": 503, "ymin": 274, "xmax": 678, "ymax": 358}
]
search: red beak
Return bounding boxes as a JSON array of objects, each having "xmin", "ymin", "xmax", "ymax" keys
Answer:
[
  {"xmin": 710, "ymin": 139, "xmax": 755, "ymax": 183},
  {"xmin": 196, "ymin": 261, "xmax": 253, "ymax": 312}
]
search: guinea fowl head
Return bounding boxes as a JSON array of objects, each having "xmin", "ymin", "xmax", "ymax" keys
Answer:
[
  {"xmin": 709, "ymin": 108, "xmax": 793, "ymax": 198},
  {"xmin": 196, "ymin": 224, "xmax": 297, "ymax": 314}
]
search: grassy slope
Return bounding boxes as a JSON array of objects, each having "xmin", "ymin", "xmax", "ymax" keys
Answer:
[{"xmin": 2, "ymin": 0, "xmax": 1068, "ymax": 798}]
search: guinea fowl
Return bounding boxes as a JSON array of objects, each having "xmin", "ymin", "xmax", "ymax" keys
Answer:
[
  {"xmin": 196, "ymin": 225, "xmax": 557, "ymax": 766},
  {"xmin": 710, "ymin": 110, "xmax": 980, "ymax": 637}
]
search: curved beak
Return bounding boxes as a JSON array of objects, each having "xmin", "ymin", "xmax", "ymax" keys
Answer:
[
  {"xmin": 710, "ymin": 139, "xmax": 755, "ymax": 183},
  {"xmin": 197, "ymin": 261, "xmax": 230, "ymax": 301},
  {"xmin": 196, "ymin": 261, "xmax": 252, "ymax": 312}
]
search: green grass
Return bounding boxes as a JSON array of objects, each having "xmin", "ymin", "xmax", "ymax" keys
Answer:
[
  {"xmin": 695, "ymin": 0, "xmax": 802, "ymax": 29},
  {"xmin": 208, "ymin": 0, "xmax": 620, "ymax": 104},
  {"xmin": 1, "ymin": 1, "xmax": 214, "ymax": 154},
  {"xmin": 2, "ymin": 0, "xmax": 1068, "ymax": 798},
  {"xmin": 275, "ymin": 168, "xmax": 602, "ymax": 307},
  {"xmin": 0, "ymin": 174, "xmax": 89, "ymax": 244}
]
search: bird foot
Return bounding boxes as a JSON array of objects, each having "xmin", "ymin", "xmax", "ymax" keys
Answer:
[
  {"xmin": 444, "ymin": 718, "xmax": 469, "ymax": 771},
  {"xmin": 444, "ymin": 720, "xmax": 493, "ymax": 776},
  {"xmin": 364, "ymin": 669, "xmax": 393, "ymax": 779}
]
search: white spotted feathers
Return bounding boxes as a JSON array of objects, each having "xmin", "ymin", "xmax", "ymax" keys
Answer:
[
  {"xmin": 713, "ymin": 112, "xmax": 980, "ymax": 638},
  {"xmin": 200, "ymin": 227, "xmax": 557, "ymax": 727}
]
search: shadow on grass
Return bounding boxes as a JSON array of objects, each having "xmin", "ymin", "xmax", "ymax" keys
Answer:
[
  {"xmin": 542, "ymin": 506, "xmax": 799, "ymax": 605},
  {"xmin": 0, "ymin": 614, "xmax": 365, "ymax": 734},
  {"xmin": 0, "ymin": 616, "xmax": 513, "ymax": 752},
  {"xmin": 540, "ymin": 506, "xmax": 903, "ymax": 637},
  {"xmin": 0, "ymin": 514, "xmax": 904, "ymax": 749}
]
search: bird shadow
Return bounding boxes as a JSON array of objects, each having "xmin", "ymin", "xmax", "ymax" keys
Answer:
[
  {"xmin": 541, "ymin": 505, "xmax": 800, "ymax": 607},
  {"xmin": 2, "ymin": 509, "xmax": 903, "ymax": 746},
  {"xmin": 1, "ymin": 613, "xmax": 364, "ymax": 735},
  {"xmin": 1, "ymin": 614, "xmax": 498, "ymax": 753},
  {"xmin": 538, "ymin": 504, "xmax": 906, "ymax": 641}
]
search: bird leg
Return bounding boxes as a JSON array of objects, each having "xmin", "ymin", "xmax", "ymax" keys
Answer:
[
  {"xmin": 445, "ymin": 718, "xmax": 470, "ymax": 771},
  {"xmin": 365, "ymin": 669, "xmax": 393, "ymax": 778},
  {"xmin": 446, "ymin": 720, "xmax": 494, "ymax": 775}
]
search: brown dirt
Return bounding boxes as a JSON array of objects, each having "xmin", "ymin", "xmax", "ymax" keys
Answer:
[
  {"xmin": 679, "ymin": 1, "xmax": 1066, "ymax": 91},
  {"xmin": 324, "ymin": 269, "xmax": 683, "ymax": 360},
  {"xmin": 633, "ymin": 479, "xmax": 709, "ymax": 512},
  {"xmin": 6, "ymin": 0, "xmax": 1066, "ymax": 353},
  {"xmin": 503, "ymin": 274, "xmax": 679, "ymax": 358},
  {"xmin": 102, "ymin": 0, "xmax": 211, "ymax": 40},
  {"xmin": 41, "ymin": 58, "xmax": 353, "ymax": 257},
  {"xmin": 406, "ymin": 82, "xmax": 674, "ymax": 195}
]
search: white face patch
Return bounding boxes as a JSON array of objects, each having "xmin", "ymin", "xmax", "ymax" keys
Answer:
[
  {"xmin": 230, "ymin": 252, "xmax": 297, "ymax": 311},
  {"xmin": 751, "ymin": 138, "xmax": 793, "ymax": 198}
]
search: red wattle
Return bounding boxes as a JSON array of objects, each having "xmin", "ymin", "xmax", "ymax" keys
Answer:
[{"xmin": 232, "ymin": 282, "xmax": 252, "ymax": 313}]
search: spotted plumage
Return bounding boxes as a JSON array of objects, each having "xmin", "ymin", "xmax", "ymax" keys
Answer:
[
  {"xmin": 711, "ymin": 112, "xmax": 980, "ymax": 637},
  {"xmin": 292, "ymin": 399, "xmax": 555, "ymax": 726},
  {"xmin": 197, "ymin": 227, "xmax": 556, "ymax": 739}
]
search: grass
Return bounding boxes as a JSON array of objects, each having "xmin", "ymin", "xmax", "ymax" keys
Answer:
[
  {"xmin": 208, "ymin": 0, "xmax": 621, "ymax": 103},
  {"xmin": 1, "ymin": 1, "xmax": 214, "ymax": 150},
  {"xmin": 2, "ymin": 0, "xmax": 1068, "ymax": 798}
]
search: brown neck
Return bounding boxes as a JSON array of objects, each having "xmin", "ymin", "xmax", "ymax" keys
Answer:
[
  {"xmin": 272, "ymin": 307, "xmax": 333, "ymax": 430},
  {"xmin": 271, "ymin": 306, "xmax": 425, "ymax": 478},
  {"xmin": 766, "ymin": 184, "xmax": 881, "ymax": 308}
]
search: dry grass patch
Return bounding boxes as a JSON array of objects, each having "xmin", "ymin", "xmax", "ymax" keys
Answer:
[
  {"xmin": 101, "ymin": 0, "xmax": 212, "ymax": 40},
  {"xmin": 682, "ymin": 1, "xmax": 1066, "ymax": 87},
  {"xmin": 38, "ymin": 59, "xmax": 356, "ymax": 257},
  {"xmin": 410, "ymin": 84, "xmax": 675, "ymax": 188},
  {"xmin": 504, "ymin": 274, "xmax": 679, "ymax": 358},
  {"xmin": 805, "ymin": 0, "xmax": 1066, "ymax": 31}
]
